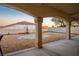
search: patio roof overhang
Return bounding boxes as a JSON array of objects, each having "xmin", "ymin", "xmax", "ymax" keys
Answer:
[{"xmin": 0, "ymin": 3, "xmax": 79, "ymax": 21}]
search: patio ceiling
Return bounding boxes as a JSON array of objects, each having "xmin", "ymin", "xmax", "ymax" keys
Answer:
[
  {"xmin": 46, "ymin": 3, "xmax": 79, "ymax": 20},
  {"xmin": 1, "ymin": 3, "xmax": 79, "ymax": 21}
]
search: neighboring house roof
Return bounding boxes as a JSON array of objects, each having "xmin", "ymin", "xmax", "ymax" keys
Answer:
[
  {"xmin": 0, "ymin": 26, "xmax": 4, "ymax": 28},
  {"xmin": 42, "ymin": 26, "xmax": 48, "ymax": 29},
  {"xmin": 0, "ymin": 21, "xmax": 35, "ymax": 29}
]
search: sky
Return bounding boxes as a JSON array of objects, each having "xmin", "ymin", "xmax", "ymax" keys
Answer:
[{"xmin": 0, "ymin": 6, "xmax": 54, "ymax": 27}]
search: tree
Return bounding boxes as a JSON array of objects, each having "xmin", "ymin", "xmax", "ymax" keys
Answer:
[
  {"xmin": 71, "ymin": 21, "xmax": 78, "ymax": 27},
  {"xmin": 51, "ymin": 17, "xmax": 66, "ymax": 27}
]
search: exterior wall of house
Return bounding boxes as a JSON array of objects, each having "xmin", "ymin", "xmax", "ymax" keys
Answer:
[
  {"xmin": 0, "ymin": 25, "xmax": 36, "ymax": 34},
  {"xmin": 48, "ymin": 27, "xmax": 79, "ymax": 34}
]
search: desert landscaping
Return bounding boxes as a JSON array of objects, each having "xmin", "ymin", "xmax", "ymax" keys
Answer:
[{"xmin": 0, "ymin": 32, "xmax": 78, "ymax": 54}]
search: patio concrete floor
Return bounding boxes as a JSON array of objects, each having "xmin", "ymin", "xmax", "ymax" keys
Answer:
[{"xmin": 3, "ymin": 36, "xmax": 79, "ymax": 56}]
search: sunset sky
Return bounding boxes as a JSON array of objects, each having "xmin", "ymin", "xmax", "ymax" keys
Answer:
[{"xmin": 0, "ymin": 6, "xmax": 55, "ymax": 27}]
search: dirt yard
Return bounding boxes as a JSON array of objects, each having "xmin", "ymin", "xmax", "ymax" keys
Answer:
[{"xmin": 0, "ymin": 32, "xmax": 77, "ymax": 54}]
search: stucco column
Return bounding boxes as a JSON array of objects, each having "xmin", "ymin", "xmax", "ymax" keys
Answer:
[
  {"xmin": 66, "ymin": 21, "xmax": 71, "ymax": 40},
  {"xmin": 77, "ymin": 21, "xmax": 79, "ymax": 35},
  {"xmin": 35, "ymin": 17, "xmax": 43, "ymax": 48}
]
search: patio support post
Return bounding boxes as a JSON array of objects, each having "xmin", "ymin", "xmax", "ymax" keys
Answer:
[
  {"xmin": 78, "ymin": 21, "xmax": 79, "ymax": 34},
  {"xmin": 35, "ymin": 17, "xmax": 43, "ymax": 48},
  {"xmin": 66, "ymin": 21, "xmax": 71, "ymax": 40}
]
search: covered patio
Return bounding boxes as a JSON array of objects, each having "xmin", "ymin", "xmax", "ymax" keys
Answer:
[
  {"xmin": 0, "ymin": 3, "xmax": 79, "ymax": 56},
  {"xmin": 5, "ymin": 36, "xmax": 79, "ymax": 56}
]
